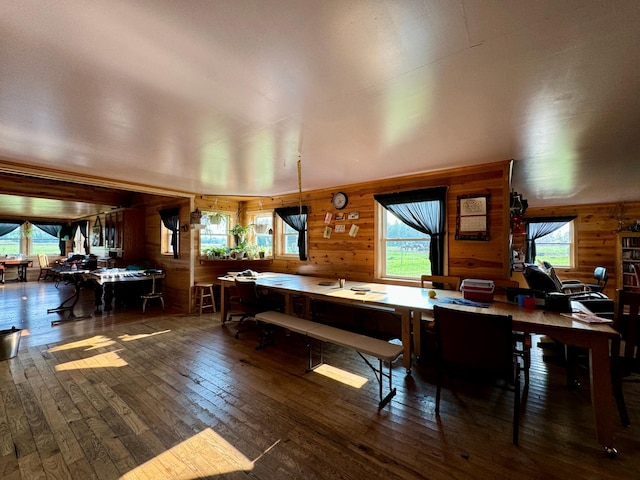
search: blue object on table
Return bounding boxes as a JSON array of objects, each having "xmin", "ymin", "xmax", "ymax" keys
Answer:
[{"xmin": 437, "ymin": 297, "xmax": 491, "ymax": 308}]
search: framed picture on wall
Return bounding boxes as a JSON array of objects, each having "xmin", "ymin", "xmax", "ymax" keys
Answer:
[{"xmin": 456, "ymin": 193, "xmax": 490, "ymax": 240}]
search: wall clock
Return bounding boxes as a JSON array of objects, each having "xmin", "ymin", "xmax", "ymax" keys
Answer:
[{"xmin": 332, "ymin": 192, "xmax": 348, "ymax": 210}]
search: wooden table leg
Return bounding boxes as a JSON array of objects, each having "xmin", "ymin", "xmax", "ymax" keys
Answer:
[
  {"xmin": 589, "ymin": 339, "xmax": 616, "ymax": 455},
  {"xmin": 412, "ymin": 309, "xmax": 424, "ymax": 362},
  {"xmin": 220, "ymin": 282, "xmax": 228, "ymax": 323},
  {"xmin": 399, "ymin": 308, "xmax": 412, "ymax": 373}
]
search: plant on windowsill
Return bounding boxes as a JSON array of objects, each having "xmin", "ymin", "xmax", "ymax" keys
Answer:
[{"xmin": 203, "ymin": 246, "xmax": 228, "ymax": 259}]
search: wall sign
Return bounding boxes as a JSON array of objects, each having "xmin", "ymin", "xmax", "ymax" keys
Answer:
[{"xmin": 456, "ymin": 193, "xmax": 490, "ymax": 240}]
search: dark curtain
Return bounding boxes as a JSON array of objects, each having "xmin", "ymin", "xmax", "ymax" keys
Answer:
[
  {"xmin": 275, "ymin": 206, "xmax": 309, "ymax": 261},
  {"xmin": 525, "ymin": 216, "xmax": 576, "ymax": 263},
  {"xmin": 72, "ymin": 220, "xmax": 89, "ymax": 253},
  {"xmin": 159, "ymin": 208, "xmax": 180, "ymax": 259},
  {"xmin": 33, "ymin": 222, "xmax": 66, "ymax": 255},
  {"xmin": 374, "ymin": 186, "xmax": 448, "ymax": 275},
  {"xmin": 0, "ymin": 221, "xmax": 24, "ymax": 237}
]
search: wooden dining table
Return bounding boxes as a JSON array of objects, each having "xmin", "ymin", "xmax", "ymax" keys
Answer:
[
  {"xmin": 218, "ymin": 272, "xmax": 620, "ymax": 454},
  {"xmin": 0, "ymin": 258, "xmax": 33, "ymax": 283}
]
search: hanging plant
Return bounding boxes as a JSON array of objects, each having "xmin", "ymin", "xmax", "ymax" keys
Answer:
[
  {"xmin": 205, "ymin": 212, "xmax": 225, "ymax": 225},
  {"xmin": 254, "ymin": 223, "xmax": 268, "ymax": 234},
  {"xmin": 22, "ymin": 222, "xmax": 32, "ymax": 238}
]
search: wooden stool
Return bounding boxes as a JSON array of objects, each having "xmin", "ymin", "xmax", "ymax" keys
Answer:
[{"xmin": 193, "ymin": 283, "xmax": 216, "ymax": 314}]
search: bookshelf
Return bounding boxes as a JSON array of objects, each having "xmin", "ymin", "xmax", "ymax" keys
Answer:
[{"xmin": 616, "ymin": 232, "xmax": 640, "ymax": 291}]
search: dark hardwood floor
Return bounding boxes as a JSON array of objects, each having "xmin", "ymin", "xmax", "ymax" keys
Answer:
[{"xmin": 0, "ymin": 280, "xmax": 638, "ymax": 479}]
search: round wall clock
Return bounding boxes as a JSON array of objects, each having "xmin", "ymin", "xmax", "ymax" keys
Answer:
[{"xmin": 332, "ymin": 192, "xmax": 348, "ymax": 210}]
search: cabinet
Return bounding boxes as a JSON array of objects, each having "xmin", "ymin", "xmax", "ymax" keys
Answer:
[
  {"xmin": 616, "ymin": 232, "xmax": 640, "ymax": 291},
  {"xmin": 104, "ymin": 208, "xmax": 144, "ymax": 264}
]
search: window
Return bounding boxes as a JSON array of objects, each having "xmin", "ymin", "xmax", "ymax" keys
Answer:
[
  {"xmin": 273, "ymin": 216, "xmax": 307, "ymax": 258},
  {"xmin": 0, "ymin": 226, "xmax": 21, "ymax": 255},
  {"xmin": 200, "ymin": 212, "xmax": 231, "ymax": 255},
  {"xmin": 250, "ymin": 212, "xmax": 273, "ymax": 257},
  {"xmin": 525, "ymin": 216, "xmax": 576, "ymax": 266},
  {"xmin": 160, "ymin": 221, "xmax": 179, "ymax": 256},
  {"xmin": 31, "ymin": 225, "xmax": 60, "ymax": 255},
  {"xmin": 281, "ymin": 220, "xmax": 302, "ymax": 256},
  {"xmin": 374, "ymin": 186, "xmax": 447, "ymax": 279},
  {"xmin": 379, "ymin": 207, "xmax": 431, "ymax": 278},
  {"xmin": 532, "ymin": 221, "xmax": 574, "ymax": 268},
  {"xmin": 274, "ymin": 206, "xmax": 308, "ymax": 260}
]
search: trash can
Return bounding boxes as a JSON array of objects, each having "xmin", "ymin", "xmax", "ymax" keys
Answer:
[{"xmin": 0, "ymin": 327, "xmax": 22, "ymax": 361}]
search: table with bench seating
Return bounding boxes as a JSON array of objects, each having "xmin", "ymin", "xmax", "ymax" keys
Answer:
[{"xmin": 219, "ymin": 271, "xmax": 620, "ymax": 454}]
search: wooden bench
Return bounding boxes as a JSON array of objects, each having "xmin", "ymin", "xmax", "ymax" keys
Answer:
[{"xmin": 255, "ymin": 310, "xmax": 404, "ymax": 408}]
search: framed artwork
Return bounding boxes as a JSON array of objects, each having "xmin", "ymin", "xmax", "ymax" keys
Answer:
[{"xmin": 456, "ymin": 193, "xmax": 490, "ymax": 240}]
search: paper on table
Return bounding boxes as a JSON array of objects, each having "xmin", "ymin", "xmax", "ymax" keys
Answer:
[{"xmin": 561, "ymin": 312, "xmax": 613, "ymax": 324}]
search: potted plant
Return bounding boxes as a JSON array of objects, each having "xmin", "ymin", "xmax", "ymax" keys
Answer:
[
  {"xmin": 205, "ymin": 212, "xmax": 225, "ymax": 225},
  {"xmin": 258, "ymin": 246, "xmax": 266, "ymax": 259},
  {"xmin": 230, "ymin": 224, "xmax": 253, "ymax": 246},
  {"xmin": 244, "ymin": 244, "xmax": 259, "ymax": 259}
]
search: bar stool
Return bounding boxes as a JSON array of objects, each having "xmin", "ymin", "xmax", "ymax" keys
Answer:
[{"xmin": 193, "ymin": 282, "xmax": 216, "ymax": 315}]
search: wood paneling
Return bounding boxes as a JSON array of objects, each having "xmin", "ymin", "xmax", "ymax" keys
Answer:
[
  {"xmin": 522, "ymin": 201, "xmax": 640, "ymax": 297},
  {"xmin": 241, "ymin": 161, "xmax": 512, "ymax": 283},
  {"xmin": 142, "ymin": 196, "xmax": 192, "ymax": 312}
]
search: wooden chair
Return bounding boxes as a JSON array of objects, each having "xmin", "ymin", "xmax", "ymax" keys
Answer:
[
  {"xmin": 489, "ymin": 278, "xmax": 530, "ymax": 385},
  {"xmin": 611, "ymin": 289, "xmax": 640, "ymax": 426},
  {"xmin": 632, "ymin": 264, "xmax": 640, "ymax": 292},
  {"xmin": 433, "ymin": 305, "xmax": 522, "ymax": 445},
  {"xmin": 420, "ymin": 275, "xmax": 461, "ymax": 291},
  {"xmin": 37, "ymin": 253, "xmax": 54, "ymax": 281}
]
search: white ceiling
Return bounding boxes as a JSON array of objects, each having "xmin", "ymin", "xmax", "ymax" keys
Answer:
[{"xmin": 2, "ymin": 0, "xmax": 640, "ymax": 216}]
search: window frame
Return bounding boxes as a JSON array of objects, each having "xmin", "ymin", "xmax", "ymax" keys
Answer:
[
  {"xmin": 247, "ymin": 210, "xmax": 274, "ymax": 258},
  {"xmin": 160, "ymin": 220, "xmax": 179, "ymax": 256},
  {"xmin": 376, "ymin": 204, "xmax": 433, "ymax": 280},
  {"xmin": 274, "ymin": 215, "xmax": 307, "ymax": 259},
  {"xmin": 199, "ymin": 211, "xmax": 232, "ymax": 256},
  {"xmin": 531, "ymin": 220, "xmax": 575, "ymax": 268}
]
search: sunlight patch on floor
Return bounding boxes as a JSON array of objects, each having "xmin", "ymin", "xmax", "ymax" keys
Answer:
[
  {"xmin": 312, "ymin": 363, "xmax": 368, "ymax": 388},
  {"xmin": 118, "ymin": 329, "xmax": 171, "ymax": 341},
  {"xmin": 48, "ymin": 335, "xmax": 115, "ymax": 352},
  {"xmin": 120, "ymin": 427, "xmax": 256, "ymax": 479},
  {"xmin": 54, "ymin": 350, "xmax": 127, "ymax": 371}
]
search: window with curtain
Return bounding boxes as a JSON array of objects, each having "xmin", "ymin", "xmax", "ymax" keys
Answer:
[
  {"xmin": 32, "ymin": 222, "xmax": 66, "ymax": 256},
  {"xmin": 159, "ymin": 208, "xmax": 180, "ymax": 258},
  {"xmin": 275, "ymin": 206, "xmax": 308, "ymax": 260},
  {"xmin": 374, "ymin": 186, "xmax": 447, "ymax": 278},
  {"xmin": 525, "ymin": 216, "xmax": 576, "ymax": 266},
  {"xmin": 0, "ymin": 221, "xmax": 23, "ymax": 255}
]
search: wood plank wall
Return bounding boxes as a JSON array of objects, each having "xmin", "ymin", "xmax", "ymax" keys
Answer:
[
  {"xmin": 195, "ymin": 161, "xmax": 512, "ymax": 290},
  {"xmin": 518, "ymin": 201, "xmax": 640, "ymax": 298},
  {"xmin": 139, "ymin": 194, "xmax": 192, "ymax": 311},
  {"xmin": 16, "ymin": 161, "xmax": 640, "ymax": 313}
]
